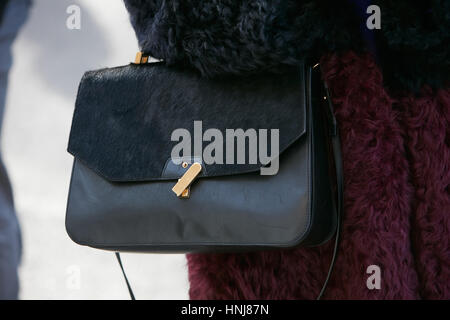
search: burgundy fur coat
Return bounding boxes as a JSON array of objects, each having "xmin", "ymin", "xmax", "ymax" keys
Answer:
[{"xmin": 124, "ymin": 0, "xmax": 450, "ymax": 299}]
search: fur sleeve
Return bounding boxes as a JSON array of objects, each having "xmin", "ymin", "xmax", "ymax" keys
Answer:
[{"xmin": 123, "ymin": 0, "xmax": 449, "ymax": 91}]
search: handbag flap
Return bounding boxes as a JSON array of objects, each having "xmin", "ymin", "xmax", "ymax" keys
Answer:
[{"xmin": 68, "ymin": 63, "xmax": 307, "ymax": 182}]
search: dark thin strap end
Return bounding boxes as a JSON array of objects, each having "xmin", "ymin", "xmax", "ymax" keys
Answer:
[{"xmin": 115, "ymin": 252, "xmax": 136, "ymax": 300}]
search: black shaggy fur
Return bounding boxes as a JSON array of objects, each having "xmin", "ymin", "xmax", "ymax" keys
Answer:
[
  {"xmin": 123, "ymin": 0, "xmax": 449, "ymax": 92},
  {"xmin": 68, "ymin": 63, "xmax": 306, "ymax": 181},
  {"xmin": 375, "ymin": 1, "xmax": 450, "ymax": 92}
]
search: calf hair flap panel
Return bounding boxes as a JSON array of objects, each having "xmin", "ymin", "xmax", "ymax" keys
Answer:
[{"xmin": 68, "ymin": 63, "xmax": 306, "ymax": 182}]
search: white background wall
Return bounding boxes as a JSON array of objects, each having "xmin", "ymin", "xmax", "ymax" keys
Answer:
[{"xmin": 4, "ymin": 0, "xmax": 189, "ymax": 299}]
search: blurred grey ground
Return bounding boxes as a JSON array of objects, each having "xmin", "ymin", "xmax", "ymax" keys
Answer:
[{"xmin": 3, "ymin": 0, "xmax": 189, "ymax": 299}]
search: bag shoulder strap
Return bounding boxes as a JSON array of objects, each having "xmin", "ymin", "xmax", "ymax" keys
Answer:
[{"xmin": 316, "ymin": 76, "xmax": 343, "ymax": 300}]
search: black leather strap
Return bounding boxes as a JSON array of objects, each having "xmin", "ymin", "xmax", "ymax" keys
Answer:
[
  {"xmin": 316, "ymin": 79, "xmax": 343, "ymax": 300},
  {"xmin": 115, "ymin": 252, "xmax": 136, "ymax": 300}
]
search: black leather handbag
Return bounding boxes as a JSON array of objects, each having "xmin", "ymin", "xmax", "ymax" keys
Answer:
[{"xmin": 65, "ymin": 55, "xmax": 343, "ymax": 299}]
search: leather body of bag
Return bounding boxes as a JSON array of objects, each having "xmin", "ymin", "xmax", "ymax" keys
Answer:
[{"xmin": 65, "ymin": 61, "xmax": 342, "ymax": 254}]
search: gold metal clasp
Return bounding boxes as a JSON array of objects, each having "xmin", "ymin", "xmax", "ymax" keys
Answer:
[
  {"xmin": 180, "ymin": 187, "xmax": 190, "ymax": 198},
  {"xmin": 172, "ymin": 162, "xmax": 202, "ymax": 198},
  {"xmin": 135, "ymin": 51, "xmax": 149, "ymax": 64}
]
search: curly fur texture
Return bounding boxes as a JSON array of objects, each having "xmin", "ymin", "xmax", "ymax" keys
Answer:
[
  {"xmin": 124, "ymin": 0, "xmax": 449, "ymax": 91},
  {"xmin": 397, "ymin": 88, "xmax": 450, "ymax": 299},
  {"xmin": 124, "ymin": 0, "xmax": 363, "ymax": 77},
  {"xmin": 375, "ymin": 0, "xmax": 450, "ymax": 92}
]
